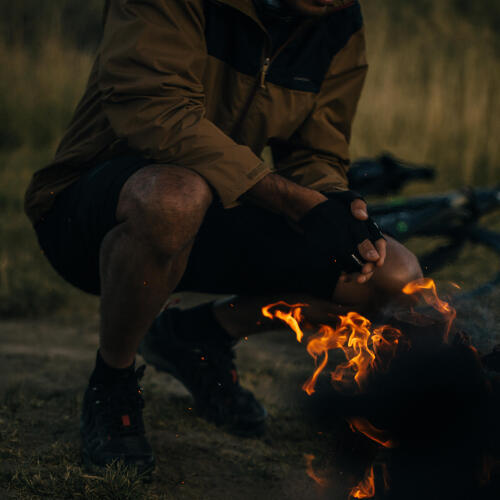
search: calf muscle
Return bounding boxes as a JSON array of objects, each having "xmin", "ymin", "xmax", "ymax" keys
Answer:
[{"xmin": 98, "ymin": 166, "xmax": 212, "ymax": 368}]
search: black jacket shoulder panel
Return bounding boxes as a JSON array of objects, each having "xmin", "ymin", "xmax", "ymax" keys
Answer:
[
  {"xmin": 204, "ymin": 1, "xmax": 265, "ymax": 76},
  {"xmin": 267, "ymin": 2, "xmax": 363, "ymax": 92},
  {"xmin": 204, "ymin": 0, "xmax": 363, "ymax": 93}
]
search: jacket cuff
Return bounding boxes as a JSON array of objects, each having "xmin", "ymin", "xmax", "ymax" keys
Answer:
[{"xmin": 188, "ymin": 147, "xmax": 273, "ymax": 208}]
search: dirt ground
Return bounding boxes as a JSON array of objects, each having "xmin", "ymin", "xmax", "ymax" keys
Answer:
[{"xmin": 1, "ymin": 290, "xmax": 500, "ymax": 499}]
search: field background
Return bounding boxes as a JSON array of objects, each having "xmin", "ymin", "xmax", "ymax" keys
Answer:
[
  {"xmin": 0, "ymin": 0, "xmax": 499, "ymax": 318},
  {"xmin": 1, "ymin": 1, "xmax": 499, "ymax": 499}
]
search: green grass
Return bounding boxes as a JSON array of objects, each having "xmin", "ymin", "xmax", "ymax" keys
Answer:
[{"xmin": 0, "ymin": 0, "xmax": 499, "ymax": 318}]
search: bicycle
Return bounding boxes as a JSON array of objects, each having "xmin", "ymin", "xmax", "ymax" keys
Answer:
[{"xmin": 347, "ymin": 153, "xmax": 500, "ymax": 299}]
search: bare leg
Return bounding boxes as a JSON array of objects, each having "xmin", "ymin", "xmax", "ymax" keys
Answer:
[
  {"xmin": 214, "ymin": 236, "xmax": 422, "ymax": 339},
  {"xmin": 331, "ymin": 236, "xmax": 423, "ymax": 310},
  {"xmin": 98, "ymin": 166, "xmax": 213, "ymax": 368}
]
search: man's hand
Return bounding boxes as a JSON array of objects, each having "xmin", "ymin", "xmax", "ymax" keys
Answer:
[
  {"xmin": 242, "ymin": 174, "xmax": 386, "ymax": 284},
  {"xmin": 340, "ymin": 198, "xmax": 387, "ymax": 284},
  {"xmin": 242, "ymin": 172, "xmax": 328, "ymax": 221}
]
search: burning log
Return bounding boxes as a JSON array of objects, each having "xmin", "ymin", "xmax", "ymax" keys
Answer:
[{"xmin": 262, "ymin": 279, "xmax": 500, "ymax": 500}]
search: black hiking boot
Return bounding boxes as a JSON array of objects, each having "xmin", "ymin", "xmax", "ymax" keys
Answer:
[
  {"xmin": 80, "ymin": 365, "xmax": 155, "ymax": 475},
  {"xmin": 139, "ymin": 308, "xmax": 267, "ymax": 436}
]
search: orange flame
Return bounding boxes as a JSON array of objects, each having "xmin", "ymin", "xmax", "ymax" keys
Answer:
[
  {"xmin": 350, "ymin": 466, "xmax": 375, "ymax": 498},
  {"xmin": 329, "ymin": 313, "xmax": 379, "ymax": 391},
  {"xmin": 263, "ymin": 280, "xmax": 452, "ymax": 394},
  {"xmin": 348, "ymin": 417, "xmax": 397, "ymax": 449},
  {"xmin": 302, "ymin": 322, "xmax": 350, "ymax": 395},
  {"xmin": 402, "ymin": 278, "xmax": 456, "ymax": 342},
  {"xmin": 262, "ymin": 301, "xmax": 308, "ymax": 342},
  {"xmin": 262, "ymin": 305, "xmax": 404, "ymax": 395},
  {"xmin": 263, "ymin": 279, "xmax": 457, "ymax": 500},
  {"xmin": 304, "ymin": 454, "xmax": 329, "ymax": 487}
]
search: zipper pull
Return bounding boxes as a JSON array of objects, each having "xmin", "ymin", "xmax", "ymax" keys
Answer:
[{"xmin": 260, "ymin": 57, "xmax": 270, "ymax": 89}]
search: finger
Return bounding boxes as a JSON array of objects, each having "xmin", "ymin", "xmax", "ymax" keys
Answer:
[
  {"xmin": 351, "ymin": 199, "xmax": 368, "ymax": 220},
  {"xmin": 358, "ymin": 239, "xmax": 379, "ymax": 262},
  {"xmin": 362, "ymin": 262, "xmax": 375, "ymax": 275},
  {"xmin": 342, "ymin": 272, "xmax": 375, "ymax": 284},
  {"xmin": 375, "ymin": 238, "xmax": 387, "ymax": 267},
  {"xmin": 343, "ymin": 272, "xmax": 374, "ymax": 284},
  {"xmin": 357, "ymin": 271, "xmax": 374, "ymax": 284}
]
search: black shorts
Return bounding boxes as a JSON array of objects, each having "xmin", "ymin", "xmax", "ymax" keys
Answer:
[{"xmin": 34, "ymin": 156, "xmax": 341, "ymax": 299}]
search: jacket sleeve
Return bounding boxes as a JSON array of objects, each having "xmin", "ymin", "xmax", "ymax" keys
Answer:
[
  {"xmin": 98, "ymin": 0, "xmax": 271, "ymax": 207},
  {"xmin": 274, "ymin": 27, "xmax": 368, "ymax": 193}
]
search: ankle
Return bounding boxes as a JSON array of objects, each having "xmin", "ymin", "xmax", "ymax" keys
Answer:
[
  {"xmin": 99, "ymin": 347, "xmax": 136, "ymax": 370},
  {"xmin": 89, "ymin": 350, "xmax": 136, "ymax": 386}
]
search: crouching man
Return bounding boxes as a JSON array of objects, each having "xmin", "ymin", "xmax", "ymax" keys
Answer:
[{"xmin": 24, "ymin": 0, "xmax": 421, "ymax": 473}]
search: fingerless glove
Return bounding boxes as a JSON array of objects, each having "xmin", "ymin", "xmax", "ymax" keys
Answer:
[{"xmin": 300, "ymin": 191, "xmax": 384, "ymax": 273}]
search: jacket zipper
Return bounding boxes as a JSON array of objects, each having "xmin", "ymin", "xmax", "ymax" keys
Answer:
[
  {"xmin": 232, "ymin": 20, "xmax": 311, "ymax": 137},
  {"xmin": 259, "ymin": 21, "xmax": 310, "ymax": 90},
  {"xmin": 260, "ymin": 57, "xmax": 271, "ymax": 88}
]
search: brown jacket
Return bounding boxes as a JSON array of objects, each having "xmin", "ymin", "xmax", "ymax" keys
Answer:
[{"xmin": 25, "ymin": 0, "xmax": 367, "ymax": 223}]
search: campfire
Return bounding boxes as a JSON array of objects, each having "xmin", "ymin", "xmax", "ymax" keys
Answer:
[{"xmin": 262, "ymin": 279, "xmax": 500, "ymax": 499}]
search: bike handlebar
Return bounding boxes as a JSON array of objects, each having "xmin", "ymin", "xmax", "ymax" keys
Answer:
[
  {"xmin": 369, "ymin": 187, "xmax": 500, "ymax": 241},
  {"xmin": 349, "ymin": 153, "xmax": 435, "ymax": 196}
]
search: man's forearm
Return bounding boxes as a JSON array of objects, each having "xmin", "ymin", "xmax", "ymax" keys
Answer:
[{"xmin": 241, "ymin": 173, "xmax": 327, "ymax": 222}]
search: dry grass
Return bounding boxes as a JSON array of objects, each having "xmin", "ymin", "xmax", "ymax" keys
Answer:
[
  {"xmin": 0, "ymin": 38, "xmax": 92, "ymax": 152},
  {"xmin": 0, "ymin": 1, "xmax": 498, "ymax": 315},
  {"xmin": 354, "ymin": 2, "xmax": 500, "ymax": 190},
  {"xmin": 0, "ymin": 38, "xmax": 97, "ymax": 318}
]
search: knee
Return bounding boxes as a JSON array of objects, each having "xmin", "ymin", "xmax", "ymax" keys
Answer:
[
  {"xmin": 117, "ymin": 166, "xmax": 213, "ymax": 256},
  {"xmin": 374, "ymin": 237, "xmax": 423, "ymax": 297}
]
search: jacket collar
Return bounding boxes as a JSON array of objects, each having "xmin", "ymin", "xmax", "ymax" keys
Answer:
[
  {"xmin": 213, "ymin": 0, "xmax": 356, "ymax": 21},
  {"xmin": 212, "ymin": 0, "xmax": 266, "ymax": 32},
  {"xmin": 214, "ymin": 0, "xmax": 261, "ymax": 21},
  {"xmin": 327, "ymin": 0, "xmax": 356, "ymax": 10}
]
